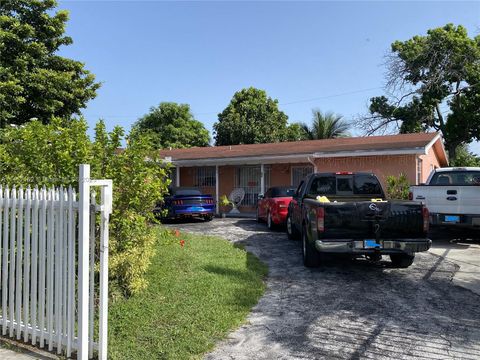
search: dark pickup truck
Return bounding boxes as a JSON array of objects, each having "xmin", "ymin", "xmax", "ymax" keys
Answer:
[{"xmin": 286, "ymin": 172, "xmax": 431, "ymax": 268}]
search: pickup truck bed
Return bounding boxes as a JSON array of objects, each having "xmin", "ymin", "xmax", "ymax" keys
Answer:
[
  {"xmin": 410, "ymin": 167, "xmax": 480, "ymax": 230},
  {"xmin": 287, "ymin": 172, "xmax": 431, "ymax": 268}
]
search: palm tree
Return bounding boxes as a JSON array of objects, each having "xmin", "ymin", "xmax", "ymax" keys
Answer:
[{"xmin": 301, "ymin": 109, "xmax": 350, "ymax": 140}]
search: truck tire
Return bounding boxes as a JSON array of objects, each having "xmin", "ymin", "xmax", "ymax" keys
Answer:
[
  {"xmin": 390, "ymin": 253, "xmax": 415, "ymax": 268},
  {"xmin": 302, "ymin": 225, "xmax": 321, "ymax": 267},
  {"xmin": 256, "ymin": 207, "xmax": 262, "ymax": 223},
  {"xmin": 267, "ymin": 212, "xmax": 275, "ymax": 230},
  {"xmin": 286, "ymin": 214, "xmax": 299, "ymax": 240}
]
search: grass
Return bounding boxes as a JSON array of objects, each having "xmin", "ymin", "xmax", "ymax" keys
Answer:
[{"xmin": 108, "ymin": 227, "xmax": 268, "ymax": 360}]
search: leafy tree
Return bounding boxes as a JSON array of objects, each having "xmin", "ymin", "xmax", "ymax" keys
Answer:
[
  {"xmin": 450, "ymin": 145, "xmax": 480, "ymax": 167},
  {"xmin": 133, "ymin": 102, "xmax": 210, "ymax": 149},
  {"xmin": 214, "ymin": 87, "xmax": 289, "ymax": 145},
  {"xmin": 0, "ymin": 0, "xmax": 100, "ymax": 126},
  {"xmin": 301, "ymin": 109, "xmax": 350, "ymax": 139},
  {"xmin": 282, "ymin": 122, "xmax": 309, "ymax": 141},
  {"xmin": 359, "ymin": 24, "xmax": 480, "ymax": 160},
  {"xmin": 0, "ymin": 118, "xmax": 171, "ymax": 296}
]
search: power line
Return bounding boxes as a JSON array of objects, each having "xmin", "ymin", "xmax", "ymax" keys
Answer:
[
  {"xmin": 83, "ymin": 86, "xmax": 384, "ymax": 118},
  {"xmin": 279, "ymin": 87, "xmax": 383, "ymax": 106}
]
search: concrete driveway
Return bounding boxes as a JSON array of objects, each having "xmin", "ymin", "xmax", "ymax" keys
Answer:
[{"xmin": 167, "ymin": 218, "xmax": 480, "ymax": 360}]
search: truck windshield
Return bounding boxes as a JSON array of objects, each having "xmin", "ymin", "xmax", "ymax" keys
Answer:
[
  {"xmin": 308, "ymin": 174, "xmax": 383, "ymax": 196},
  {"xmin": 430, "ymin": 171, "xmax": 480, "ymax": 186}
]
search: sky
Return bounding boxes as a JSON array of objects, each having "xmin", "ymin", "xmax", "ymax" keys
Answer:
[{"xmin": 57, "ymin": 0, "xmax": 480, "ymax": 154}]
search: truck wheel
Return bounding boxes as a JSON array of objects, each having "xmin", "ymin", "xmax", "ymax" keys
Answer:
[
  {"xmin": 267, "ymin": 212, "xmax": 275, "ymax": 230},
  {"xmin": 256, "ymin": 207, "xmax": 262, "ymax": 223},
  {"xmin": 286, "ymin": 214, "xmax": 299, "ymax": 240},
  {"xmin": 302, "ymin": 225, "xmax": 321, "ymax": 267},
  {"xmin": 390, "ymin": 253, "xmax": 415, "ymax": 268}
]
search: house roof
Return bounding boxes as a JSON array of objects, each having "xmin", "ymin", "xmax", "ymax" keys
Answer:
[{"xmin": 159, "ymin": 132, "xmax": 447, "ymax": 166}]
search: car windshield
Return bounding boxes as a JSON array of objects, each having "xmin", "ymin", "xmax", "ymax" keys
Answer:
[
  {"xmin": 430, "ymin": 171, "xmax": 480, "ymax": 186},
  {"xmin": 171, "ymin": 188, "xmax": 203, "ymax": 196},
  {"xmin": 271, "ymin": 187, "xmax": 296, "ymax": 197}
]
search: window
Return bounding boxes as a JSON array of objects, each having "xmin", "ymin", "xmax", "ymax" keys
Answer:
[
  {"xmin": 308, "ymin": 176, "xmax": 336, "ymax": 196},
  {"xmin": 417, "ymin": 158, "xmax": 423, "ymax": 185},
  {"xmin": 353, "ymin": 174, "xmax": 382, "ymax": 195},
  {"xmin": 171, "ymin": 188, "xmax": 202, "ymax": 196},
  {"xmin": 168, "ymin": 167, "xmax": 177, "ymax": 187},
  {"xmin": 337, "ymin": 177, "xmax": 353, "ymax": 194},
  {"xmin": 295, "ymin": 181, "xmax": 305, "ymax": 197},
  {"xmin": 306, "ymin": 174, "xmax": 383, "ymax": 197},
  {"xmin": 235, "ymin": 166, "xmax": 271, "ymax": 207},
  {"xmin": 292, "ymin": 166, "xmax": 314, "ymax": 187},
  {"xmin": 430, "ymin": 171, "xmax": 480, "ymax": 186},
  {"xmin": 194, "ymin": 167, "xmax": 216, "ymax": 187},
  {"xmin": 267, "ymin": 186, "xmax": 297, "ymax": 198}
]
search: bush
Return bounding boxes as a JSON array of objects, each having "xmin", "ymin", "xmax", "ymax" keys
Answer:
[
  {"xmin": 385, "ymin": 173, "xmax": 410, "ymax": 200},
  {"xmin": 0, "ymin": 118, "xmax": 171, "ymax": 296}
]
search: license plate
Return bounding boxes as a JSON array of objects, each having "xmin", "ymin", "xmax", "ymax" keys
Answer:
[
  {"xmin": 189, "ymin": 207, "xmax": 204, "ymax": 212},
  {"xmin": 364, "ymin": 239, "xmax": 381, "ymax": 249},
  {"xmin": 444, "ymin": 215, "xmax": 460, "ymax": 223}
]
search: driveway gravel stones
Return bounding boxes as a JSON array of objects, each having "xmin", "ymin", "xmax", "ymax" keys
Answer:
[{"xmin": 166, "ymin": 218, "xmax": 480, "ymax": 360}]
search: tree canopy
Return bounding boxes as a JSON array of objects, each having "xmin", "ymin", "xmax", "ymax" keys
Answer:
[
  {"xmin": 0, "ymin": 0, "xmax": 100, "ymax": 126},
  {"xmin": 213, "ymin": 87, "xmax": 289, "ymax": 145},
  {"xmin": 133, "ymin": 102, "xmax": 210, "ymax": 149},
  {"xmin": 301, "ymin": 109, "xmax": 349, "ymax": 140},
  {"xmin": 359, "ymin": 24, "xmax": 480, "ymax": 160}
]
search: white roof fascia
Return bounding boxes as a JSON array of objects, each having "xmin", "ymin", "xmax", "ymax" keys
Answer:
[
  {"xmin": 313, "ymin": 147, "xmax": 426, "ymax": 158},
  {"xmin": 168, "ymin": 154, "xmax": 313, "ymax": 167},
  {"xmin": 424, "ymin": 133, "xmax": 441, "ymax": 153}
]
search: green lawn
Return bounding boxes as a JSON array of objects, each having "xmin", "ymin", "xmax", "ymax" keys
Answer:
[{"xmin": 108, "ymin": 227, "xmax": 268, "ymax": 360}]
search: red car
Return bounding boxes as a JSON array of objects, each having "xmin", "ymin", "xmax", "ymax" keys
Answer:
[{"xmin": 256, "ymin": 186, "xmax": 296, "ymax": 229}]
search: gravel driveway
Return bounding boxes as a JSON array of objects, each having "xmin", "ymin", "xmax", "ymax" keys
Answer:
[{"xmin": 166, "ymin": 218, "xmax": 480, "ymax": 360}]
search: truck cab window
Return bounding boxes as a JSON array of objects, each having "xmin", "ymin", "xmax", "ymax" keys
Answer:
[
  {"xmin": 353, "ymin": 174, "xmax": 382, "ymax": 195},
  {"xmin": 309, "ymin": 176, "xmax": 336, "ymax": 196}
]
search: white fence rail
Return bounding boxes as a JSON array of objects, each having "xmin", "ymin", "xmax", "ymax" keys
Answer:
[{"xmin": 0, "ymin": 165, "xmax": 111, "ymax": 360}]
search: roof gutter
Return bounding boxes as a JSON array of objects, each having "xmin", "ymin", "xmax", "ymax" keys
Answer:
[{"xmin": 313, "ymin": 147, "xmax": 427, "ymax": 158}]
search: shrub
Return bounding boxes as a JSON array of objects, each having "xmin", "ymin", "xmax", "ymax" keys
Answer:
[
  {"xmin": 0, "ymin": 118, "xmax": 171, "ymax": 296},
  {"xmin": 385, "ymin": 173, "xmax": 410, "ymax": 200}
]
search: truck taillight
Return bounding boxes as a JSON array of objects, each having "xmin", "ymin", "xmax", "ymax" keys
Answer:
[
  {"xmin": 422, "ymin": 206, "xmax": 429, "ymax": 232},
  {"xmin": 317, "ymin": 207, "xmax": 325, "ymax": 232},
  {"xmin": 408, "ymin": 191, "xmax": 413, "ymax": 200}
]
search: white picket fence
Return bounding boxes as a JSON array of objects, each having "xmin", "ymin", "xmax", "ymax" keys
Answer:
[{"xmin": 0, "ymin": 165, "xmax": 112, "ymax": 360}]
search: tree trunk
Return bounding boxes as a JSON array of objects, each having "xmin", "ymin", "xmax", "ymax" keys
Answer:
[{"xmin": 446, "ymin": 143, "xmax": 458, "ymax": 163}]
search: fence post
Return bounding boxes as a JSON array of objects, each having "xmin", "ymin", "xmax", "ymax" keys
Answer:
[
  {"xmin": 99, "ymin": 182, "xmax": 112, "ymax": 360},
  {"xmin": 78, "ymin": 164, "xmax": 90, "ymax": 360}
]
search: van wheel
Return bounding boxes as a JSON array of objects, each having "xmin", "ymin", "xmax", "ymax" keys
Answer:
[
  {"xmin": 286, "ymin": 214, "xmax": 299, "ymax": 240},
  {"xmin": 302, "ymin": 225, "xmax": 321, "ymax": 267},
  {"xmin": 390, "ymin": 253, "xmax": 415, "ymax": 268}
]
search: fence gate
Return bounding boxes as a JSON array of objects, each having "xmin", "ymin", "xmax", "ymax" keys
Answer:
[{"xmin": 0, "ymin": 164, "xmax": 112, "ymax": 360}]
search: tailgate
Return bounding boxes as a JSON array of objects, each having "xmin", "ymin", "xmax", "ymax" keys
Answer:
[
  {"xmin": 413, "ymin": 186, "xmax": 480, "ymax": 215},
  {"xmin": 322, "ymin": 201, "xmax": 424, "ymax": 239}
]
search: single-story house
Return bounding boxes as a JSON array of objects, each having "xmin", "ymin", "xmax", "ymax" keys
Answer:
[{"xmin": 159, "ymin": 132, "xmax": 448, "ymax": 214}]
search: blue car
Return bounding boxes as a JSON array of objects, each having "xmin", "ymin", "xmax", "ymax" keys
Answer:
[{"xmin": 155, "ymin": 187, "xmax": 216, "ymax": 221}]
